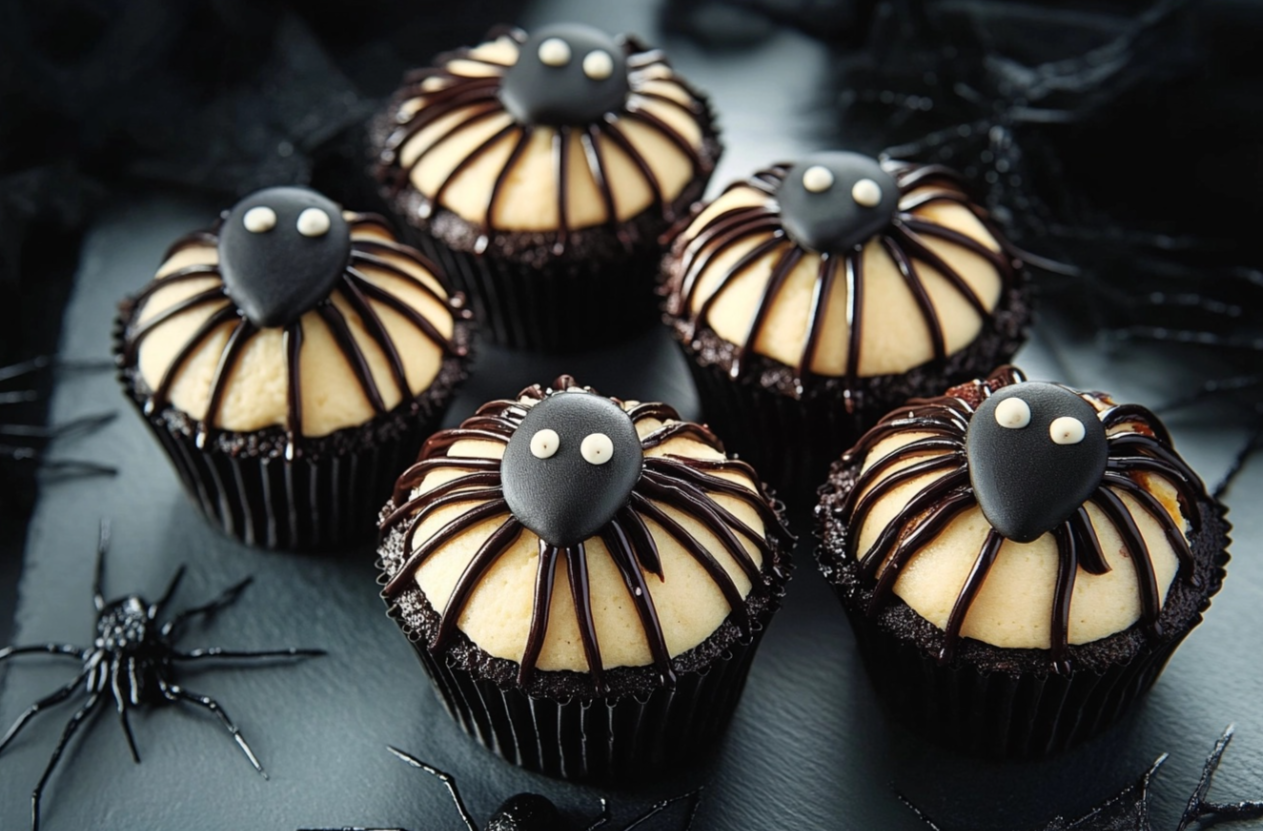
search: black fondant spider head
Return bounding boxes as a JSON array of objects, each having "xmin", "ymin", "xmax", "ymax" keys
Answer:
[
  {"xmin": 499, "ymin": 23, "xmax": 630, "ymax": 125},
  {"xmin": 777, "ymin": 151, "xmax": 900, "ymax": 253},
  {"xmin": 966, "ymin": 382, "xmax": 1108, "ymax": 542},
  {"xmin": 501, "ymin": 387, "xmax": 643, "ymax": 547}
]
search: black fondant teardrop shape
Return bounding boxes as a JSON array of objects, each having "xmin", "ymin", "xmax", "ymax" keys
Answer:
[
  {"xmin": 499, "ymin": 24, "xmax": 629, "ymax": 126},
  {"xmin": 218, "ymin": 186, "xmax": 350, "ymax": 329},
  {"xmin": 777, "ymin": 151, "xmax": 899, "ymax": 254},
  {"xmin": 966, "ymin": 383, "xmax": 1108, "ymax": 543},
  {"xmin": 501, "ymin": 390, "xmax": 643, "ymax": 548}
]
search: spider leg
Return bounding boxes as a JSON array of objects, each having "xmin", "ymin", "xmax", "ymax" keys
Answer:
[
  {"xmin": 109, "ymin": 659, "xmax": 141, "ymax": 763},
  {"xmin": 93, "ymin": 519, "xmax": 111, "ymax": 612},
  {"xmin": 0, "ymin": 355, "xmax": 51, "ymax": 382},
  {"xmin": 31, "ymin": 691, "xmax": 103, "ymax": 831},
  {"xmin": 582, "ymin": 798, "xmax": 611, "ymax": 831},
  {"xmin": 0, "ymin": 411, "xmax": 116, "ymax": 440},
  {"xmin": 898, "ymin": 792, "xmax": 946, "ymax": 831},
  {"xmin": 1214, "ymin": 413, "xmax": 1263, "ymax": 501},
  {"xmin": 621, "ymin": 788, "xmax": 703, "ymax": 831},
  {"xmin": 0, "ymin": 669, "xmax": 90, "ymax": 755},
  {"xmin": 152, "ymin": 565, "xmax": 189, "ymax": 620},
  {"xmin": 1176, "ymin": 725, "xmax": 1263, "ymax": 831},
  {"xmin": 161, "ymin": 681, "xmax": 267, "ymax": 779},
  {"xmin": 385, "ymin": 746, "xmax": 479, "ymax": 831},
  {"xmin": 160, "ymin": 575, "xmax": 250, "ymax": 636},
  {"xmin": 0, "ymin": 644, "xmax": 87, "ymax": 664},
  {"xmin": 173, "ymin": 647, "xmax": 325, "ymax": 661}
]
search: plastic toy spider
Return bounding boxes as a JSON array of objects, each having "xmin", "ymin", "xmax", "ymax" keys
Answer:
[
  {"xmin": 0, "ymin": 521, "xmax": 325, "ymax": 830},
  {"xmin": 831, "ymin": 365, "xmax": 1210, "ymax": 671},
  {"xmin": 904, "ymin": 726, "xmax": 1263, "ymax": 831},
  {"xmin": 299, "ymin": 746, "xmax": 702, "ymax": 831}
]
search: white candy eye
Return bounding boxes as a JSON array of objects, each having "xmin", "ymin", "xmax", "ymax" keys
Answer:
[
  {"xmin": 530, "ymin": 429, "xmax": 560, "ymax": 459},
  {"xmin": 296, "ymin": 208, "xmax": 331, "ymax": 237},
  {"xmin": 994, "ymin": 397, "xmax": 1031, "ymax": 429},
  {"xmin": 802, "ymin": 165, "xmax": 834, "ymax": 193},
  {"xmin": 1050, "ymin": 416, "xmax": 1086, "ymax": 445},
  {"xmin": 243, "ymin": 206, "xmax": 276, "ymax": 233},
  {"xmin": 851, "ymin": 178, "xmax": 883, "ymax": 207},
  {"xmin": 538, "ymin": 38, "xmax": 571, "ymax": 67},
  {"xmin": 580, "ymin": 433, "xmax": 613, "ymax": 465},
  {"xmin": 582, "ymin": 49, "xmax": 613, "ymax": 80}
]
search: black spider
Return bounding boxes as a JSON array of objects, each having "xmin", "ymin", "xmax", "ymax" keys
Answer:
[
  {"xmin": 0, "ymin": 521, "xmax": 325, "ymax": 830},
  {"xmin": 904, "ymin": 726, "xmax": 1263, "ymax": 831},
  {"xmin": 299, "ymin": 746, "xmax": 702, "ymax": 831}
]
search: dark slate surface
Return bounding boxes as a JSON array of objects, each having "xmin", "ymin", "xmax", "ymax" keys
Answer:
[{"xmin": 3, "ymin": 3, "xmax": 1263, "ymax": 831}]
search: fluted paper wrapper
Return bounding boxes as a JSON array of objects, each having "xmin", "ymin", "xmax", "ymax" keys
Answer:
[{"xmin": 397, "ymin": 612, "xmax": 768, "ymax": 780}]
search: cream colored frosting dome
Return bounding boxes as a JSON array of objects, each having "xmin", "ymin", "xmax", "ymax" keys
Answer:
[
  {"xmin": 379, "ymin": 378, "xmax": 793, "ymax": 683},
  {"xmin": 121, "ymin": 186, "xmax": 465, "ymax": 440}
]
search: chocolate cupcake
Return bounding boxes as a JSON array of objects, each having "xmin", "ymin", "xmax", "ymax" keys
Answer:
[
  {"xmin": 116, "ymin": 186, "xmax": 472, "ymax": 551},
  {"xmin": 377, "ymin": 376, "xmax": 793, "ymax": 779},
  {"xmin": 663, "ymin": 152, "xmax": 1029, "ymax": 499},
  {"xmin": 372, "ymin": 24, "xmax": 722, "ymax": 351},
  {"xmin": 816, "ymin": 366, "xmax": 1229, "ymax": 757}
]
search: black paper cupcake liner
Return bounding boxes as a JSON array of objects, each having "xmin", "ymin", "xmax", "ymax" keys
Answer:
[
  {"xmin": 817, "ymin": 485, "xmax": 1230, "ymax": 758},
  {"xmin": 676, "ymin": 285, "xmax": 1029, "ymax": 505},
  {"xmin": 115, "ymin": 299, "xmax": 471, "ymax": 552},
  {"xmin": 411, "ymin": 228, "xmax": 665, "ymax": 353}
]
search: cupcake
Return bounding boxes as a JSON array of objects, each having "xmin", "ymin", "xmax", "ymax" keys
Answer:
[
  {"xmin": 663, "ymin": 151, "xmax": 1029, "ymax": 499},
  {"xmin": 116, "ymin": 186, "xmax": 472, "ymax": 551},
  {"xmin": 371, "ymin": 23, "xmax": 722, "ymax": 351},
  {"xmin": 377, "ymin": 375, "xmax": 793, "ymax": 779},
  {"xmin": 815, "ymin": 366, "xmax": 1229, "ymax": 757}
]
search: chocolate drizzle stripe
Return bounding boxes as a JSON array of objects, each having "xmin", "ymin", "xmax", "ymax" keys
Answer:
[
  {"xmin": 125, "ymin": 288, "xmax": 231, "ymax": 362},
  {"xmin": 483, "ymin": 127, "xmax": 533, "ymax": 245},
  {"xmin": 315, "ymin": 302, "xmax": 386, "ymax": 415},
  {"xmin": 797, "ymin": 254, "xmax": 836, "ymax": 382},
  {"xmin": 348, "ymin": 249, "xmax": 448, "ymax": 304},
  {"xmin": 621, "ymin": 105, "xmax": 702, "ymax": 175},
  {"xmin": 693, "ymin": 236, "xmax": 787, "ymax": 337},
  {"xmin": 881, "ymin": 235, "xmax": 947, "ymax": 360},
  {"xmin": 564, "ymin": 541, "xmax": 606, "ymax": 690},
  {"xmin": 629, "ymin": 89, "xmax": 701, "ymax": 116},
  {"xmin": 338, "ymin": 278, "xmax": 410, "ymax": 399},
  {"xmin": 432, "ymin": 518, "xmax": 525, "ymax": 650},
  {"xmin": 346, "ymin": 271, "xmax": 456, "ymax": 356},
  {"xmin": 680, "ymin": 215, "xmax": 782, "ymax": 308},
  {"xmin": 432, "ymin": 123, "xmax": 519, "ymax": 209},
  {"xmin": 938, "ymin": 528, "xmax": 1004, "ymax": 663},
  {"xmin": 736, "ymin": 245, "xmax": 805, "ymax": 376},
  {"xmin": 381, "ymin": 383, "xmax": 792, "ymax": 689},
  {"xmin": 133, "ymin": 266, "xmax": 223, "ymax": 305},
  {"xmin": 282, "ymin": 321, "xmax": 303, "ymax": 452},
  {"xmin": 839, "ymin": 366, "xmax": 1208, "ymax": 669},
  {"xmin": 842, "ymin": 252, "xmax": 864, "ymax": 407},
  {"xmin": 600, "ymin": 116, "xmax": 666, "ymax": 216},
  {"xmin": 553, "ymin": 125, "xmax": 571, "ymax": 255},
  {"xmin": 199, "ymin": 319, "xmax": 256, "ymax": 441},
  {"xmin": 890, "ymin": 225, "xmax": 991, "ymax": 320},
  {"xmin": 847, "ymin": 455, "xmax": 964, "ymax": 532},
  {"xmin": 147, "ymin": 305, "xmax": 240, "ymax": 414},
  {"xmin": 394, "ymin": 104, "xmax": 507, "ymax": 174},
  {"xmin": 901, "ymin": 217, "xmax": 1011, "ymax": 271},
  {"xmin": 579, "ymin": 125, "xmax": 627, "ymax": 247},
  {"xmin": 1102, "ymin": 404, "xmax": 1175, "ymax": 446},
  {"xmin": 517, "ymin": 541, "xmax": 558, "ymax": 686}
]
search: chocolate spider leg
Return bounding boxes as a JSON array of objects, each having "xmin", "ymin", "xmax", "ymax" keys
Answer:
[
  {"xmin": 602, "ymin": 520, "xmax": 675, "ymax": 686},
  {"xmin": 160, "ymin": 681, "xmax": 267, "ymax": 778},
  {"xmin": 1176, "ymin": 725, "xmax": 1263, "ymax": 831},
  {"xmin": 386, "ymin": 747, "xmax": 479, "ymax": 831},
  {"xmin": 1091, "ymin": 488, "xmax": 1162, "ymax": 635},
  {"xmin": 160, "ymin": 576, "xmax": 250, "ymax": 637},
  {"xmin": 1048, "ymin": 523, "xmax": 1079, "ymax": 674},
  {"xmin": 431, "ymin": 518, "xmax": 525, "ymax": 651},
  {"xmin": 31, "ymin": 691, "xmax": 103, "ymax": 831},
  {"xmin": 622, "ymin": 788, "xmax": 704, "ymax": 831},
  {"xmin": 566, "ymin": 541, "xmax": 607, "ymax": 692},
  {"xmin": 582, "ymin": 799, "xmax": 612, "ymax": 830},
  {"xmin": 938, "ymin": 529, "xmax": 1004, "ymax": 663},
  {"xmin": 0, "ymin": 668, "xmax": 92, "ymax": 754}
]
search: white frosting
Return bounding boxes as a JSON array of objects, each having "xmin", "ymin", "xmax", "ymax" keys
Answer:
[
  {"xmin": 242, "ymin": 206, "xmax": 276, "ymax": 234},
  {"xmin": 135, "ymin": 219, "xmax": 456, "ymax": 438},
  {"xmin": 407, "ymin": 406, "xmax": 768, "ymax": 671},
  {"xmin": 802, "ymin": 165, "xmax": 834, "ymax": 193},
  {"xmin": 852, "ymin": 403, "xmax": 1189, "ymax": 649},
  {"xmin": 296, "ymin": 207, "xmax": 331, "ymax": 238},
  {"xmin": 851, "ymin": 178, "xmax": 882, "ymax": 208},
  {"xmin": 397, "ymin": 35, "xmax": 709, "ymax": 232},
  {"xmin": 529, "ymin": 428, "xmax": 560, "ymax": 459},
  {"xmin": 677, "ymin": 182, "xmax": 1004, "ymax": 378},
  {"xmin": 580, "ymin": 432, "xmax": 614, "ymax": 465},
  {"xmin": 1050, "ymin": 416, "xmax": 1086, "ymax": 445},
  {"xmin": 995, "ymin": 397, "xmax": 1031, "ymax": 429},
  {"xmin": 582, "ymin": 49, "xmax": 614, "ymax": 80},
  {"xmin": 537, "ymin": 37, "xmax": 571, "ymax": 67}
]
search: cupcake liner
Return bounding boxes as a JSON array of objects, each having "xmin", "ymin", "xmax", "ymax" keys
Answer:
[
  {"xmin": 411, "ymin": 228, "xmax": 665, "ymax": 353},
  {"xmin": 115, "ymin": 299, "xmax": 471, "ymax": 552},
  {"xmin": 818, "ymin": 488, "xmax": 1230, "ymax": 758},
  {"xmin": 393, "ymin": 597, "xmax": 769, "ymax": 780},
  {"xmin": 676, "ymin": 285, "xmax": 1030, "ymax": 505}
]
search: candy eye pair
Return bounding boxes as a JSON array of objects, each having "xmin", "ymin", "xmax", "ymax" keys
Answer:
[
  {"xmin": 801, "ymin": 165, "xmax": 884, "ymax": 208},
  {"xmin": 530, "ymin": 428, "xmax": 614, "ymax": 465},
  {"xmin": 537, "ymin": 38, "xmax": 615, "ymax": 80},
  {"xmin": 994, "ymin": 397, "xmax": 1086, "ymax": 445},
  {"xmin": 242, "ymin": 206, "xmax": 331, "ymax": 238}
]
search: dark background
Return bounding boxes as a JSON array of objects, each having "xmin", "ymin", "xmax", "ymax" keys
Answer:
[{"xmin": 2, "ymin": 0, "xmax": 1262, "ymax": 829}]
